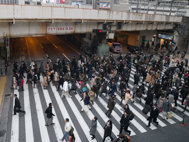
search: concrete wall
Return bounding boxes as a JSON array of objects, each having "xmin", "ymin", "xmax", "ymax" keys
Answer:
[
  {"xmin": 140, "ymin": 30, "xmax": 157, "ymax": 46},
  {"xmin": 0, "ymin": 4, "xmax": 182, "ymax": 23}
]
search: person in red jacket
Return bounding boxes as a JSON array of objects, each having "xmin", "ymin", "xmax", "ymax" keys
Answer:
[{"xmin": 19, "ymin": 77, "xmax": 24, "ymax": 91}]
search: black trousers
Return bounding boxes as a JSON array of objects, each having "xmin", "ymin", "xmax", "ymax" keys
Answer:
[
  {"xmin": 148, "ymin": 117, "xmax": 158, "ymax": 126},
  {"xmin": 57, "ymin": 84, "xmax": 63, "ymax": 91},
  {"xmin": 119, "ymin": 124, "xmax": 130, "ymax": 134},
  {"xmin": 105, "ymin": 109, "xmax": 112, "ymax": 117},
  {"xmin": 14, "ymin": 107, "xmax": 25, "ymax": 115},
  {"xmin": 175, "ymin": 99, "xmax": 177, "ymax": 107}
]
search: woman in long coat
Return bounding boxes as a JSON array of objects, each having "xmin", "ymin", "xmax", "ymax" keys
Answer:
[
  {"xmin": 54, "ymin": 71, "xmax": 59, "ymax": 82},
  {"xmin": 12, "ymin": 75, "xmax": 17, "ymax": 89},
  {"xmin": 146, "ymin": 72, "xmax": 152, "ymax": 83},
  {"xmin": 125, "ymin": 90, "xmax": 132, "ymax": 104},
  {"xmin": 42, "ymin": 75, "xmax": 48, "ymax": 89},
  {"xmin": 89, "ymin": 88, "xmax": 95, "ymax": 105},
  {"xmin": 90, "ymin": 76, "xmax": 95, "ymax": 88},
  {"xmin": 89, "ymin": 116, "xmax": 97, "ymax": 140}
]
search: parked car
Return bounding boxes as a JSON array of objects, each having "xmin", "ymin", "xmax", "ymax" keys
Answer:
[
  {"xmin": 127, "ymin": 45, "xmax": 143, "ymax": 54},
  {"xmin": 108, "ymin": 42, "xmax": 122, "ymax": 53}
]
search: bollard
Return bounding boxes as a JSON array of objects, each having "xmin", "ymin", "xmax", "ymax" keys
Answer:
[{"xmin": 181, "ymin": 114, "xmax": 185, "ymax": 126}]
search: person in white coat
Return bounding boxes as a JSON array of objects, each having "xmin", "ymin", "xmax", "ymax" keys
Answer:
[
  {"xmin": 61, "ymin": 79, "xmax": 72, "ymax": 98},
  {"xmin": 59, "ymin": 118, "xmax": 72, "ymax": 141},
  {"xmin": 125, "ymin": 90, "xmax": 132, "ymax": 104},
  {"xmin": 30, "ymin": 60, "xmax": 35, "ymax": 71}
]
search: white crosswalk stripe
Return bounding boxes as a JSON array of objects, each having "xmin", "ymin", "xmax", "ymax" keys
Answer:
[
  {"xmin": 23, "ymin": 76, "xmax": 34, "ymax": 142},
  {"xmin": 11, "ymin": 89, "xmax": 19, "ymax": 142},
  {"xmin": 8, "ymin": 63, "xmax": 189, "ymax": 142}
]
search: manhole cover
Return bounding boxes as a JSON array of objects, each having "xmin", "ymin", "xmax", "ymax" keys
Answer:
[{"xmin": 4, "ymin": 94, "xmax": 11, "ymax": 97}]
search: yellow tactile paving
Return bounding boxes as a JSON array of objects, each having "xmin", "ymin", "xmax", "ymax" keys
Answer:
[{"xmin": 0, "ymin": 76, "xmax": 7, "ymax": 108}]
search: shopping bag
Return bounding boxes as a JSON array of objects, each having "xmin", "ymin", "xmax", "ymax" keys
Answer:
[{"xmin": 167, "ymin": 112, "xmax": 172, "ymax": 119}]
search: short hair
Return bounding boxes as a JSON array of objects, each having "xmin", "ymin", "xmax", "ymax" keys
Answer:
[
  {"xmin": 14, "ymin": 94, "xmax": 17, "ymax": 97},
  {"xmin": 119, "ymin": 134, "xmax": 124, "ymax": 138},
  {"xmin": 49, "ymin": 103, "xmax": 52, "ymax": 107},
  {"xmin": 94, "ymin": 116, "xmax": 98, "ymax": 121},
  {"xmin": 66, "ymin": 118, "xmax": 69, "ymax": 122}
]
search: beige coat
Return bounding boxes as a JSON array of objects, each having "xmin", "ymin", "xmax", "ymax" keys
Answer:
[
  {"xmin": 54, "ymin": 72, "xmax": 59, "ymax": 82},
  {"xmin": 45, "ymin": 64, "xmax": 50, "ymax": 71},
  {"xmin": 90, "ymin": 78, "xmax": 95, "ymax": 88},
  {"xmin": 146, "ymin": 74, "xmax": 152, "ymax": 83},
  {"xmin": 42, "ymin": 76, "xmax": 48, "ymax": 87},
  {"xmin": 89, "ymin": 90, "xmax": 95, "ymax": 101},
  {"xmin": 155, "ymin": 72, "xmax": 160, "ymax": 79},
  {"xmin": 125, "ymin": 92, "xmax": 132, "ymax": 104},
  {"xmin": 13, "ymin": 77, "xmax": 17, "ymax": 89}
]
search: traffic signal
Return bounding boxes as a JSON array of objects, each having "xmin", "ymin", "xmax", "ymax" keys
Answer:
[{"xmin": 93, "ymin": 29, "xmax": 104, "ymax": 33}]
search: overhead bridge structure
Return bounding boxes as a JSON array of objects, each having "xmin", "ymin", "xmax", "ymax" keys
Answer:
[{"xmin": 0, "ymin": 4, "xmax": 182, "ymax": 38}]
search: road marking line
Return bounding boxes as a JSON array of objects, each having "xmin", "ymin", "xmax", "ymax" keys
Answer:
[
  {"xmin": 40, "ymin": 76, "xmax": 64, "ymax": 142},
  {"xmin": 33, "ymin": 85, "xmax": 50, "ymax": 142},
  {"xmin": 23, "ymin": 75, "xmax": 34, "ymax": 142},
  {"xmin": 62, "ymin": 53, "xmax": 70, "ymax": 62},
  {"xmin": 40, "ymin": 44, "xmax": 43, "ymax": 49},
  {"xmin": 50, "ymin": 80, "xmax": 82, "ymax": 142},
  {"xmin": 54, "ymin": 36, "xmax": 81, "ymax": 55},
  {"xmin": 11, "ymin": 89, "xmax": 19, "ymax": 142},
  {"xmin": 53, "ymin": 44, "xmax": 58, "ymax": 49}
]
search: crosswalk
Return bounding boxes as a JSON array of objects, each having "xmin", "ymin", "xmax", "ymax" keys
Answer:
[{"xmin": 8, "ymin": 66, "xmax": 189, "ymax": 142}]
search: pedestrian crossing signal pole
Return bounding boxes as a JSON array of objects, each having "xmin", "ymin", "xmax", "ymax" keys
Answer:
[{"xmin": 181, "ymin": 114, "xmax": 185, "ymax": 126}]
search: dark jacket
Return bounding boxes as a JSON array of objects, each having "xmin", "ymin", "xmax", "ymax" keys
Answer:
[
  {"xmin": 146, "ymin": 92, "xmax": 154, "ymax": 105},
  {"xmin": 111, "ymin": 84, "xmax": 117, "ymax": 93},
  {"xmin": 14, "ymin": 97, "xmax": 21, "ymax": 108},
  {"xmin": 181, "ymin": 87, "xmax": 189, "ymax": 98},
  {"xmin": 149, "ymin": 108, "xmax": 159, "ymax": 119},
  {"xmin": 84, "ymin": 95, "xmax": 90, "ymax": 105},
  {"xmin": 134, "ymin": 74, "xmax": 140, "ymax": 83},
  {"xmin": 104, "ymin": 124, "xmax": 112, "ymax": 137},
  {"xmin": 45, "ymin": 106, "xmax": 55, "ymax": 118},
  {"xmin": 171, "ymin": 89, "xmax": 179, "ymax": 100},
  {"xmin": 107, "ymin": 97, "xmax": 115, "ymax": 111},
  {"xmin": 120, "ymin": 114, "xmax": 130, "ymax": 127},
  {"xmin": 101, "ymin": 83, "xmax": 108, "ymax": 93}
]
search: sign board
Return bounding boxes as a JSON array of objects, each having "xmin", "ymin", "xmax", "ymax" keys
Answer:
[
  {"xmin": 59, "ymin": 0, "xmax": 65, "ymax": 3},
  {"xmin": 158, "ymin": 34, "xmax": 173, "ymax": 40},
  {"xmin": 47, "ymin": 26, "xmax": 74, "ymax": 33},
  {"xmin": 100, "ymin": 2, "xmax": 111, "ymax": 9},
  {"xmin": 108, "ymin": 33, "xmax": 115, "ymax": 39}
]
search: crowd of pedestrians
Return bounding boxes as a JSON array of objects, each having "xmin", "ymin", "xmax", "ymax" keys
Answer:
[{"xmin": 11, "ymin": 49, "xmax": 189, "ymax": 142}]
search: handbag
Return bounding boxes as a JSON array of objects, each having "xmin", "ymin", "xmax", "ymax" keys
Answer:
[
  {"xmin": 183, "ymin": 100, "xmax": 187, "ymax": 105},
  {"xmin": 171, "ymin": 103, "xmax": 175, "ymax": 108},
  {"xmin": 159, "ymin": 108, "xmax": 163, "ymax": 112},
  {"xmin": 167, "ymin": 112, "xmax": 172, "ymax": 119}
]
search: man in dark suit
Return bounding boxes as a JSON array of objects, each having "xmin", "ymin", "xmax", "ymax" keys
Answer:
[
  {"xmin": 119, "ymin": 112, "xmax": 131, "ymax": 135},
  {"xmin": 105, "ymin": 96, "xmax": 115, "ymax": 118},
  {"xmin": 147, "ymin": 104, "xmax": 159, "ymax": 127},
  {"xmin": 13, "ymin": 94, "xmax": 25, "ymax": 115},
  {"xmin": 171, "ymin": 88, "xmax": 179, "ymax": 107},
  {"xmin": 134, "ymin": 72, "xmax": 140, "ymax": 85},
  {"xmin": 57, "ymin": 75, "xmax": 64, "ymax": 91}
]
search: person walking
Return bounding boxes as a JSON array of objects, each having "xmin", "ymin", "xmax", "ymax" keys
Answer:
[
  {"xmin": 45, "ymin": 103, "xmax": 55, "ymax": 126},
  {"xmin": 80, "ymin": 92, "xmax": 91, "ymax": 112},
  {"xmin": 110, "ymin": 81, "xmax": 117, "ymax": 97},
  {"xmin": 89, "ymin": 88, "xmax": 95, "ymax": 105},
  {"xmin": 147, "ymin": 104, "xmax": 159, "ymax": 127},
  {"xmin": 61, "ymin": 79, "xmax": 72, "ymax": 98},
  {"xmin": 162, "ymin": 97, "xmax": 171, "ymax": 120},
  {"xmin": 89, "ymin": 116, "xmax": 98, "ymax": 140},
  {"xmin": 42, "ymin": 75, "xmax": 48, "ymax": 89},
  {"xmin": 105, "ymin": 96, "xmax": 115, "ymax": 118},
  {"xmin": 39, "ymin": 62, "xmax": 44, "ymax": 76},
  {"xmin": 119, "ymin": 112, "xmax": 131, "ymax": 135},
  {"xmin": 13, "ymin": 94, "xmax": 25, "ymax": 115},
  {"xmin": 171, "ymin": 88, "xmax": 179, "ymax": 107},
  {"xmin": 103, "ymin": 120, "xmax": 114, "ymax": 142},
  {"xmin": 57, "ymin": 75, "xmax": 64, "ymax": 91},
  {"xmin": 59, "ymin": 118, "xmax": 72, "ymax": 141},
  {"xmin": 100, "ymin": 81, "xmax": 108, "ymax": 97},
  {"xmin": 18, "ymin": 77, "xmax": 24, "ymax": 91},
  {"xmin": 69, "ymin": 78, "xmax": 77, "ymax": 94},
  {"xmin": 125, "ymin": 90, "xmax": 132, "ymax": 105}
]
